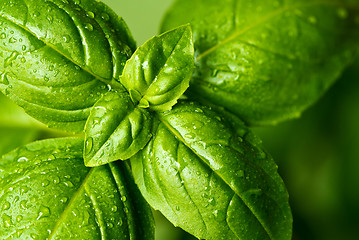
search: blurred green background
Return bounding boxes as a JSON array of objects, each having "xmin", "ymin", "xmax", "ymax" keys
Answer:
[{"xmin": 1, "ymin": 0, "xmax": 358, "ymax": 239}]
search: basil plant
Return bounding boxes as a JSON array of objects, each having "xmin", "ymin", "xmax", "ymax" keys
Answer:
[{"xmin": 1, "ymin": 0, "xmax": 358, "ymax": 239}]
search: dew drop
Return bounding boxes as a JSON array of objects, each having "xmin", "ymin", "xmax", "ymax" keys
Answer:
[
  {"xmin": 20, "ymin": 186, "xmax": 30, "ymax": 194},
  {"xmin": 34, "ymin": 159, "xmax": 41, "ymax": 165},
  {"xmin": 118, "ymin": 218, "xmax": 123, "ymax": 226},
  {"xmin": 107, "ymin": 222, "xmax": 114, "ymax": 228},
  {"xmin": 63, "ymin": 34, "xmax": 71, "ymax": 43},
  {"xmin": 33, "ymin": 11, "xmax": 40, "ymax": 18},
  {"xmin": 63, "ymin": 181, "xmax": 74, "ymax": 188},
  {"xmin": 175, "ymin": 206, "xmax": 180, "ymax": 211},
  {"xmin": 16, "ymin": 229, "xmax": 24, "ymax": 237},
  {"xmin": 0, "ymin": 72, "xmax": 9, "ymax": 85},
  {"xmin": 85, "ymin": 137, "xmax": 93, "ymax": 155},
  {"xmin": 20, "ymin": 57, "xmax": 26, "ymax": 63},
  {"xmin": 121, "ymin": 196, "xmax": 127, "ymax": 202},
  {"xmin": 4, "ymin": 52, "xmax": 18, "ymax": 68},
  {"xmin": 85, "ymin": 23, "xmax": 94, "ymax": 31},
  {"xmin": 22, "ymin": 45, "xmax": 27, "ymax": 51},
  {"xmin": 2, "ymin": 214, "xmax": 13, "ymax": 227},
  {"xmin": 184, "ymin": 133, "xmax": 195, "ymax": 139},
  {"xmin": 53, "ymin": 176, "xmax": 60, "ymax": 184},
  {"xmin": 37, "ymin": 205, "xmax": 51, "ymax": 220},
  {"xmin": 101, "ymin": 13, "xmax": 110, "ymax": 21},
  {"xmin": 47, "ymin": 16, "xmax": 53, "ymax": 23},
  {"xmin": 2, "ymin": 201, "xmax": 10, "ymax": 210},
  {"xmin": 30, "ymin": 233, "xmax": 39, "ymax": 239},
  {"xmin": 213, "ymin": 210, "xmax": 218, "ymax": 218},
  {"xmin": 16, "ymin": 215, "xmax": 23, "ymax": 222},
  {"xmin": 40, "ymin": 180, "xmax": 49, "ymax": 187},
  {"xmin": 86, "ymin": 11, "xmax": 95, "ymax": 19},
  {"xmin": 111, "ymin": 206, "xmax": 118, "ymax": 212},
  {"xmin": 60, "ymin": 197, "xmax": 68, "ymax": 204},
  {"xmin": 20, "ymin": 200, "xmax": 30, "ymax": 209},
  {"xmin": 8, "ymin": 37, "xmax": 16, "ymax": 43},
  {"xmin": 0, "ymin": 32, "xmax": 6, "ymax": 39},
  {"xmin": 193, "ymin": 120, "xmax": 204, "ymax": 129}
]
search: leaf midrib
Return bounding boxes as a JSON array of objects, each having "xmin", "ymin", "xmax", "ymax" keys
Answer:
[
  {"xmin": 195, "ymin": 0, "xmax": 348, "ymax": 62},
  {"xmin": 47, "ymin": 168, "xmax": 94, "ymax": 240}
]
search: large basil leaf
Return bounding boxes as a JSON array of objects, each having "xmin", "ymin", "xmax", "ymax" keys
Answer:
[
  {"xmin": 0, "ymin": 0, "xmax": 135, "ymax": 133},
  {"xmin": 0, "ymin": 137, "xmax": 154, "ymax": 239},
  {"xmin": 131, "ymin": 101, "xmax": 292, "ymax": 240},
  {"xmin": 121, "ymin": 25, "xmax": 194, "ymax": 111},
  {"xmin": 84, "ymin": 91, "xmax": 152, "ymax": 167},
  {"xmin": 161, "ymin": 0, "xmax": 359, "ymax": 126}
]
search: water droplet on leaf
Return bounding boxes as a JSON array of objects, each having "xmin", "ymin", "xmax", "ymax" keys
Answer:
[
  {"xmin": 86, "ymin": 11, "xmax": 95, "ymax": 19},
  {"xmin": 85, "ymin": 23, "xmax": 94, "ymax": 31},
  {"xmin": 4, "ymin": 52, "xmax": 18, "ymax": 68},
  {"xmin": 0, "ymin": 72, "xmax": 9, "ymax": 85},
  {"xmin": 3, "ymin": 201, "xmax": 10, "ymax": 210},
  {"xmin": 30, "ymin": 233, "xmax": 38, "ymax": 239},
  {"xmin": 85, "ymin": 137, "xmax": 93, "ymax": 155},
  {"xmin": 37, "ymin": 205, "xmax": 51, "ymax": 220},
  {"xmin": 111, "ymin": 206, "xmax": 118, "ymax": 212},
  {"xmin": 8, "ymin": 37, "xmax": 17, "ymax": 43},
  {"xmin": 2, "ymin": 214, "xmax": 13, "ymax": 227},
  {"xmin": 16, "ymin": 215, "xmax": 23, "ymax": 222},
  {"xmin": 101, "ymin": 13, "xmax": 110, "ymax": 21}
]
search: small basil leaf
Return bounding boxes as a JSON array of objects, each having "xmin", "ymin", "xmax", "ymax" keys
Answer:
[
  {"xmin": 121, "ymin": 24, "xmax": 194, "ymax": 111},
  {"xmin": 131, "ymin": 101, "xmax": 292, "ymax": 240},
  {"xmin": 161, "ymin": 0, "xmax": 359, "ymax": 125},
  {"xmin": 0, "ymin": 137, "xmax": 154, "ymax": 239},
  {"xmin": 0, "ymin": 0, "xmax": 134, "ymax": 133},
  {"xmin": 84, "ymin": 91, "xmax": 152, "ymax": 167}
]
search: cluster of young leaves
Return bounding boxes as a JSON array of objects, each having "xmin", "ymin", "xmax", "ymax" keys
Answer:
[{"xmin": 0, "ymin": 0, "xmax": 358, "ymax": 239}]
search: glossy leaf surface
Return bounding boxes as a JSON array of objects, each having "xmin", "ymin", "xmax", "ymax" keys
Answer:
[
  {"xmin": 121, "ymin": 25, "xmax": 194, "ymax": 111},
  {"xmin": 161, "ymin": 0, "xmax": 359, "ymax": 125},
  {"xmin": 0, "ymin": 0, "xmax": 135, "ymax": 133},
  {"xmin": 131, "ymin": 101, "xmax": 292, "ymax": 240},
  {"xmin": 0, "ymin": 137, "xmax": 154, "ymax": 239},
  {"xmin": 84, "ymin": 91, "xmax": 153, "ymax": 167}
]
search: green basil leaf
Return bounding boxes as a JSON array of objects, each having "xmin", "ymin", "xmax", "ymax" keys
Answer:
[
  {"xmin": 84, "ymin": 91, "xmax": 153, "ymax": 167},
  {"xmin": 131, "ymin": 101, "xmax": 292, "ymax": 240},
  {"xmin": 121, "ymin": 24, "xmax": 194, "ymax": 111},
  {"xmin": 0, "ymin": 137, "xmax": 154, "ymax": 239},
  {"xmin": 161, "ymin": 0, "xmax": 359, "ymax": 125},
  {"xmin": 0, "ymin": 0, "xmax": 135, "ymax": 133}
]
